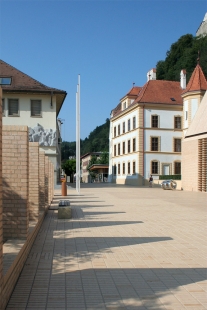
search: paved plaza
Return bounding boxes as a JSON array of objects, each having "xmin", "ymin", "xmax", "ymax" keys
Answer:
[{"xmin": 6, "ymin": 184, "xmax": 207, "ymax": 309}]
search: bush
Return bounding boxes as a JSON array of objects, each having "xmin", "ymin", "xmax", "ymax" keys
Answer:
[{"xmin": 159, "ymin": 175, "xmax": 181, "ymax": 180}]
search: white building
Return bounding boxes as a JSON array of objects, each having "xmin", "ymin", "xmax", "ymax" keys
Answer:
[
  {"xmin": 0, "ymin": 59, "xmax": 67, "ymax": 184},
  {"xmin": 109, "ymin": 69, "xmax": 183, "ymax": 186}
]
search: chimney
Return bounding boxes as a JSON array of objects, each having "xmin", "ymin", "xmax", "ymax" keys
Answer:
[
  {"xmin": 147, "ymin": 68, "xmax": 156, "ymax": 81},
  {"xmin": 180, "ymin": 69, "xmax": 186, "ymax": 89}
]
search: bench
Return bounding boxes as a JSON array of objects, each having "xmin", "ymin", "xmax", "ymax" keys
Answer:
[{"xmin": 58, "ymin": 200, "xmax": 72, "ymax": 219}]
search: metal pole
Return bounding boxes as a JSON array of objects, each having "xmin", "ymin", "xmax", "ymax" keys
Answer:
[{"xmin": 76, "ymin": 75, "xmax": 80, "ymax": 194}]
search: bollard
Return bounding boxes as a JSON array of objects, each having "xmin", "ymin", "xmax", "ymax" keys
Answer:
[{"xmin": 61, "ymin": 181, "xmax": 67, "ymax": 196}]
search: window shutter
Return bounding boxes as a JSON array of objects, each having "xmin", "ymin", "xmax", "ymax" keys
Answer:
[
  {"xmin": 8, "ymin": 99, "xmax": 18, "ymax": 115},
  {"xmin": 31, "ymin": 100, "xmax": 41, "ymax": 116}
]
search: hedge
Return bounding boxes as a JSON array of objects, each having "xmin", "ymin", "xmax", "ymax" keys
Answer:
[{"xmin": 159, "ymin": 175, "xmax": 181, "ymax": 180}]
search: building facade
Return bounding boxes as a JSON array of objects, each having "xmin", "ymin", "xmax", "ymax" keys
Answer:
[
  {"xmin": 0, "ymin": 60, "xmax": 67, "ymax": 184},
  {"xmin": 81, "ymin": 152, "xmax": 102, "ymax": 183},
  {"xmin": 109, "ymin": 69, "xmax": 183, "ymax": 185},
  {"xmin": 182, "ymin": 63, "xmax": 207, "ymax": 192}
]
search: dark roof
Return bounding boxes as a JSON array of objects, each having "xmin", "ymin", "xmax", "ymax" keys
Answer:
[{"xmin": 0, "ymin": 59, "xmax": 67, "ymax": 115}]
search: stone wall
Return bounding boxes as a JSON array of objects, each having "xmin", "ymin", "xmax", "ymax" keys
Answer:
[
  {"xmin": 2, "ymin": 125, "xmax": 29, "ymax": 241},
  {"xmin": 29, "ymin": 142, "xmax": 39, "ymax": 221},
  {"xmin": 0, "ymin": 120, "xmax": 55, "ymax": 309},
  {"xmin": 0, "ymin": 87, "xmax": 3, "ymax": 310}
]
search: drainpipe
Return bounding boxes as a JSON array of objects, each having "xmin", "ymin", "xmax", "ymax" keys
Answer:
[{"xmin": 142, "ymin": 105, "xmax": 145, "ymax": 185}]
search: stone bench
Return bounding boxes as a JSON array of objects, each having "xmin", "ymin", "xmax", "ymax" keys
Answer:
[{"xmin": 58, "ymin": 200, "xmax": 72, "ymax": 219}]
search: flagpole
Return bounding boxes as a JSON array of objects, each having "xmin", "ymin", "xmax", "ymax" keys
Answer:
[{"xmin": 76, "ymin": 74, "xmax": 80, "ymax": 194}]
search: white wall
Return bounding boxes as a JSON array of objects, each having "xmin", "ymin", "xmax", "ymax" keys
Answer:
[
  {"xmin": 3, "ymin": 93, "xmax": 56, "ymax": 129},
  {"xmin": 3, "ymin": 93, "xmax": 59, "ymax": 184},
  {"xmin": 191, "ymin": 98, "xmax": 198, "ymax": 121}
]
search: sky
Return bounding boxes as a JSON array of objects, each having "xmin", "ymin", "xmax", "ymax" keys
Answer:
[{"xmin": 0, "ymin": 0, "xmax": 206, "ymax": 142}]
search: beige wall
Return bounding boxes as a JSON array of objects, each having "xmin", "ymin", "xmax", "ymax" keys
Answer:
[
  {"xmin": 0, "ymin": 121, "xmax": 55, "ymax": 309},
  {"xmin": 0, "ymin": 87, "xmax": 3, "ymax": 310},
  {"xmin": 2, "ymin": 126, "xmax": 29, "ymax": 241},
  {"xmin": 182, "ymin": 138, "xmax": 198, "ymax": 192}
]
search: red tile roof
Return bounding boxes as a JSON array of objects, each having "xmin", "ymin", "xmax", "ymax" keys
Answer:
[
  {"xmin": 0, "ymin": 59, "xmax": 66, "ymax": 94},
  {"xmin": 111, "ymin": 80, "xmax": 183, "ymax": 118},
  {"xmin": 182, "ymin": 64, "xmax": 207, "ymax": 94},
  {"xmin": 134, "ymin": 80, "xmax": 183, "ymax": 105},
  {"xmin": 124, "ymin": 86, "xmax": 142, "ymax": 97}
]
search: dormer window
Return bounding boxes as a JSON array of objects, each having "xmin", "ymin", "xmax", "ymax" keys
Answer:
[{"xmin": 0, "ymin": 77, "xmax": 12, "ymax": 85}]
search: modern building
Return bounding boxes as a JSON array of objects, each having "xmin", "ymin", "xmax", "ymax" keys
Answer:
[
  {"xmin": 109, "ymin": 69, "xmax": 184, "ymax": 185},
  {"xmin": 182, "ymin": 63, "xmax": 207, "ymax": 192},
  {"xmin": 0, "ymin": 59, "xmax": 67, "ymax": 184}
]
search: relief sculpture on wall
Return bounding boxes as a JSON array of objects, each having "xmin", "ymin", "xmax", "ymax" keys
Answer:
[{"xmin": 29, "ymin": 123, "xmax": 56, "ymax": 146}]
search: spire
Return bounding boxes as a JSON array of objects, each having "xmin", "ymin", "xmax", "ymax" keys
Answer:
[{"xmin": 182, "ymin": 61, "xmax": 207, "ymax": 94}]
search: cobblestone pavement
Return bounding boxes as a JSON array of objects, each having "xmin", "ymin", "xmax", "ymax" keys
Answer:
[{"xmin": 6, "ymin": 184, "xmax": 207, "ymax": 309}]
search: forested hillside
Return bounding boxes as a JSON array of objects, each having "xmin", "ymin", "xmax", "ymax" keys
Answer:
[
  {"xmin": 61, "ymin": 118, "xmax": 110, "ymax": 161},
  {"xmin": 156, "ymin": 34, "xmax": 207, "ymax": 82},
  {"xmin": 62, "ymin": 34, "xmax": 207, "ymax": 161}
]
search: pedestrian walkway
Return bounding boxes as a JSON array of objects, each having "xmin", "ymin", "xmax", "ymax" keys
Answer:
[{"xmin": 6, "ymin": 184, "xmax": 207, "ymax": 309}]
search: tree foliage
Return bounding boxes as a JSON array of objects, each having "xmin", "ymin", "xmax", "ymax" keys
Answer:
[
  {"xmin": 156, "ymin": 34, "xmax": 207, "ymax": 82},
  {"xmin": 61, "ymin": 118, "xmax": 110, "ymax": 160},
  {"xmin": 62, "ymin": 159, "xmax": 76, "ymax": 176}
]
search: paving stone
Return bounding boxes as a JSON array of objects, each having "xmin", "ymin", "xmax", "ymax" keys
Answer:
[{"xmin": 6, "ymin": 185, "xmax": 207, "ymax": 309}]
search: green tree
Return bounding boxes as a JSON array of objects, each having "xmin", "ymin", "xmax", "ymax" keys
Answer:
[
  {"xmin": 62, "ymin": 159, "xmax": 76, "ymax": 177},
  {"xmin": 97, "ymin": 151, "xmax": 109, "ymax": 164},
  {"xmin": 156, "ymin": 34, "xmax": 207, "ymax": 82}
]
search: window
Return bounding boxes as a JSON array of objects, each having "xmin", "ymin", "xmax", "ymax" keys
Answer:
[
  {"xmin": 0, "ymin": 77, "xmax": 12, "ymax": 85},
  {"xmin": 152, "ymin": 161, "xmax": 158, "ymax": 174},
  {"xmin": 151, "ymin": 115, "xmax": 158, "ymax": 128},
  {"xmin": 128, "ymin": 119, "xmax": 130, "ymax": 131},
  {"xmin": 174, "ymin": 162, "xmax": 181, "ymax": 174},
  {"xmin": 185, "ymin": 111, "xmax": 188, "ymax": 120},
  {"xmin": 2, "ymin": 98, "xmax": 5, "ymax": 116},
  {"xmin": 123, "ymin": 122, "xmax": 125, "ymax": 134},
  {"xmin": 31, "ymin": 100, "xmax": 41, "ymax": 117},
  {"xmin": 133, "ymin": 161, "xmax": 135, "ymax": 174},
  {"xmin": 151, "ymin": 137, "xmax": 158, "ymax": 151},
  {"xmin": 133, "ymin": 116, "xmax": 136, "ymax": 129},
  {"xmin": 114, "ymin": 164, "xmax": 117, "ymax": 175},
  {"xmin": 118, "ymin": 143, "xmax": 120, "ymax": 155},
  {"xmin": 123, "ymin": 163, "xmax": 125, "ymax": 174},
  {"xmin": 174, "ymin": 139, "xmax": 181, "ymax": 152},
  {"xmin": 114, "ymin": 126, "xmax": 116, "ymax": 137},
  {"xmin": 128, "ymin": 140, "xmax": 130, "ymax": 153},
  {"xmin": 8, "ymin": 99, "xmax": 19, "ymax": 116},
  {"xmin": 123, "ymin": 122, "xmax": 125, "ymax": 133},
  {"xmin": 118, "ymin": 124, "xmax": 120, "ymax": 136},
  {"xmin": 128, "ymin": 162, "xmax": 130, "ymax": 174},
  {"xmin": 118, "ymin": 163, "xmax": 120, "ymax": 175},
  {"xmin": 174, "ymin": 116, "xmax": 181, "ymax": 129},
  {"xmin": 123, "ymin": 141, "xmax": 125, "ymax": 154},
  {"xmin": 114, "ymin": 145, "xmax": 116, "ymax": 156},
  {"xmin": 133, "ymin": 138, "xmax": 136, "ymax": 152}
]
